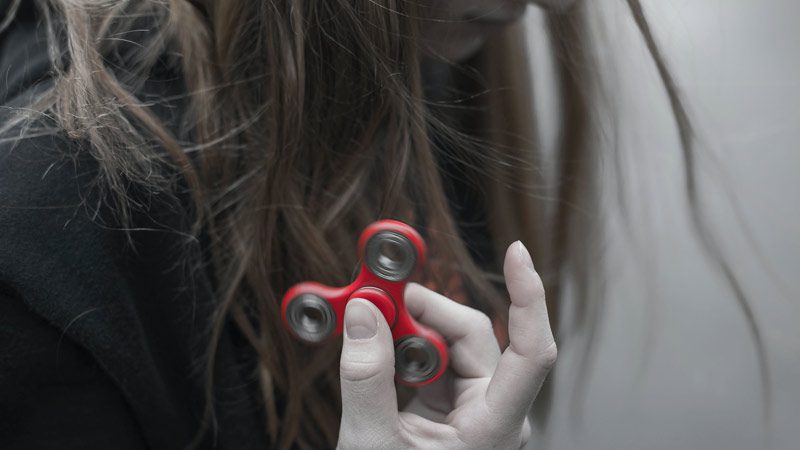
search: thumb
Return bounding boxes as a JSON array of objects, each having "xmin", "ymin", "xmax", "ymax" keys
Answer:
[{"xmin": 339, "ymin": 299, "xmax": 399, "ymax": 440}]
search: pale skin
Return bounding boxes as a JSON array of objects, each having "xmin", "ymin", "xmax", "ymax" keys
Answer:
[
  {"xmin": 337, "ymin": 241, "xmax": 556, "ymax": 449},
  {"xmin": 338, "ymin": 1, "xmax": 570, "ymax": 448},
  {"xmin": 420, "ymin": 0, "xmax": 575, "ymax": 61}
]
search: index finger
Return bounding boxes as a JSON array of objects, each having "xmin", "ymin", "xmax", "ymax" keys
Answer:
[{"xmin": 484, "ymin": 241, "xmax": 557, "ymax": 420}]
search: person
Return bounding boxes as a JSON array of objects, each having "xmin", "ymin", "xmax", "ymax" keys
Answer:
[{"xmin": 0, "ymin": 0, "xmax": 705, "ymax": 449}]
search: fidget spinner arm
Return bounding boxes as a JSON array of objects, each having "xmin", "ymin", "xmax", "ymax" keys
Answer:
[{"xmin": 281, "ymin": 220, "xmax": 449, "ymax": 385}]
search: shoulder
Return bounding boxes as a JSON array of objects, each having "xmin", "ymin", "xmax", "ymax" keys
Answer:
[
  {"xmin": 0, "ymin": 119, "xmax": 117, "ymax": 283},
  {"xmin": 0, "ymin": 120, "xmax": 98, "ymax": 219},
  {"xmin": 0, "ymin": 124, "xmax": 267, "ymax": 448},
  {"xmin": 0, "ymin": 10, "xmax": 267, "ymax": 447},
  {"xmin": 0, "ymin": 4, "xmax": 199, "ymax": 361},
  {"xmin": 0, "ymin": 2, "xmax": 117, "ymax": 260},
  {"xmin": 0, "ymin": 122, "xmax": 216, "ymax": 448}
]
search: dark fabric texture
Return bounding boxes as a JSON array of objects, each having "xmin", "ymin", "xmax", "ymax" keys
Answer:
[
  {"xmin": 0, "ymin": 4, "xmax": 266, "ymax": 449},
  {"xmin": 0, "ymin": 3, "xmax": 495, "ymax": 450}
]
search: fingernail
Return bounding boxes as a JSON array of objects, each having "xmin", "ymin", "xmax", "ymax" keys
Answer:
[
  {"xmin": 345, "ymin": 299, "xmax": 377, "ymax": 340},
  {"xmin": 516, "ymin": 240, "xmax": 535, "ymax": 271}
]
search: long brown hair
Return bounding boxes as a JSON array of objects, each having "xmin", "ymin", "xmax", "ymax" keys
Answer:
[{"xmin": 1, "ymin": 0, "xmax": 768, "ymax": 448}]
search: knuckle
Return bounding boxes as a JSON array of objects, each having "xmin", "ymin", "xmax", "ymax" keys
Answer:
[
  {"xmin": 528, "ymin": 272, "xmax": 546, "ymax": 298},
  {"xmin": 339, "ymin": 359, "xmax": 389, "ymax": 383},
  {"xmin": 537, "ymin": 341, "xmax": 558, "ymax": 370},
  {"xmin": 472, "ymin": 310, "xmax": 494, "ymax": 335}
]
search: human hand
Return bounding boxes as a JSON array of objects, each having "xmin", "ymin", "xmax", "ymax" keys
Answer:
[{"xmin": 337, "ymin": 241, "xmax": 556, "ymax": 449}]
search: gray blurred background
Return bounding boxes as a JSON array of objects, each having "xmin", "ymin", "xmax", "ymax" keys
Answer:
[{"xmin": 523, "ymin": 1, "xmax": 800, "ymax": 449}]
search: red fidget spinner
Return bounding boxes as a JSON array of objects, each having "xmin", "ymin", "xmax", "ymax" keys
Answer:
[{"xmin": 281, "ymin": 220, "xmax": 448, "ymax": 385}]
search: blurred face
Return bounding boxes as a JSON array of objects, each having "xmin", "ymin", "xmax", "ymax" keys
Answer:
[{"xmin": 420, "ymin": 0, "xmax": 573, "ymax": 61}]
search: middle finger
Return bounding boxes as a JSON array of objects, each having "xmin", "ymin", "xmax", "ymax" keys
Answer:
[{"xmin": 405, "ymin": 283, "xmax": 502, "ymax": 379}]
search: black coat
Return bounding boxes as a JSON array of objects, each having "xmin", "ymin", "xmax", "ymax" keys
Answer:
[
  {"xmin": 0, "ymin": 4, "xmax": 266, "ymax": 449},
  {"xmin": 0, "ymin": 3, "xmax": 495, "ymax": 449}
]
